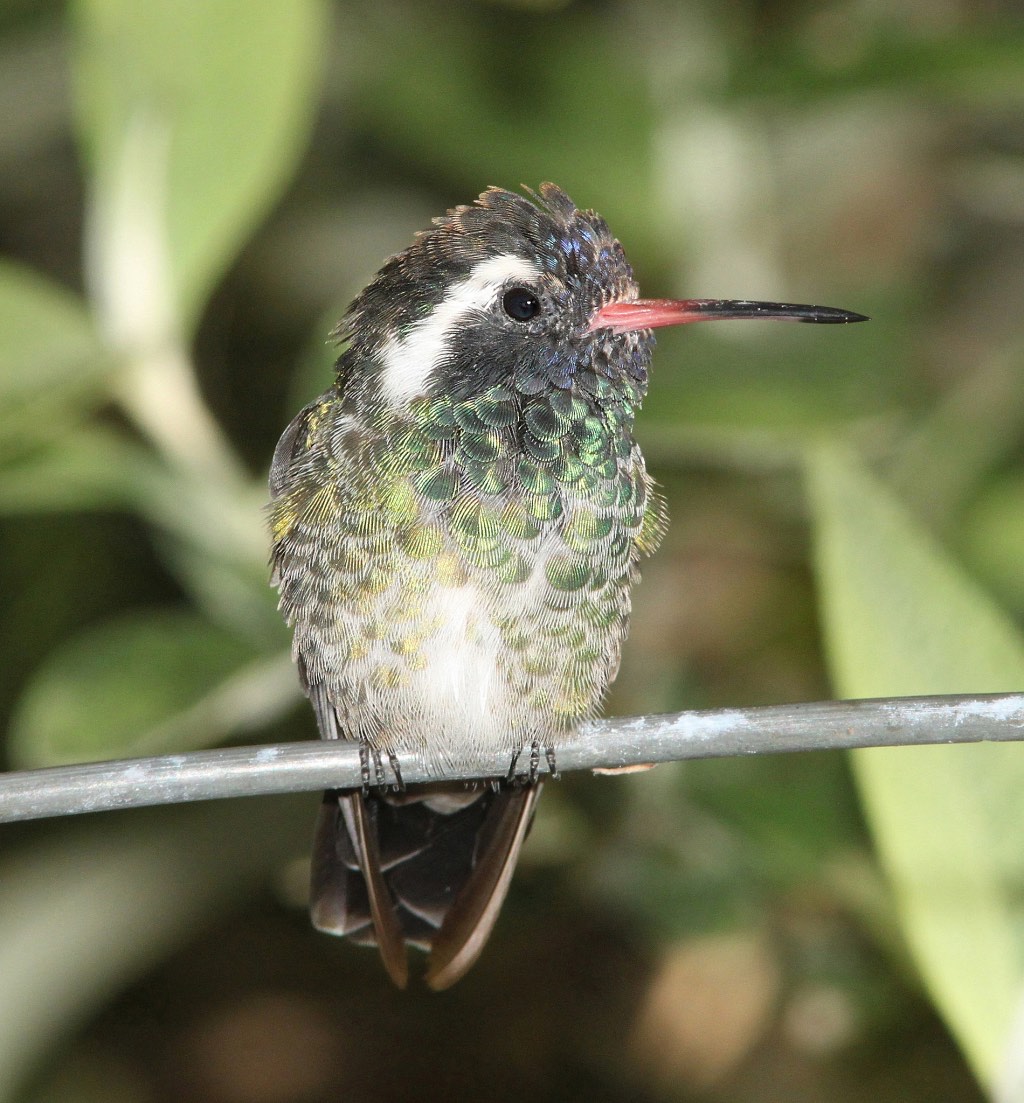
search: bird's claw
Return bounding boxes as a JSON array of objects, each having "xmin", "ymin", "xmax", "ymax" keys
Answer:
[
  {"xmin": 545, "ymin": 745, "xmax": 560, "ymax": 780},
  {"xmin": 359, "ymin": 745, "xmax": 403, "ymax": 794},
  {"xmin": 388, "ymin": 752, "xmax": 406, "ymax": 793},
  {"xmin": 505, "ymin": 741, "xmax": 557, "ymax": 787}
]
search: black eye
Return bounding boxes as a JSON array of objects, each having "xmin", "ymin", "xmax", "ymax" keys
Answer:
[{"xmin": 502, "ymin": 287, "xmax": 540, "ymax": 322}]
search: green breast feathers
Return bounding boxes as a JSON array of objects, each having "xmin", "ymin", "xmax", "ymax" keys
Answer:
[{"xmin": 269, "ymin": 381, "xmax": 665, "ymax": 770}]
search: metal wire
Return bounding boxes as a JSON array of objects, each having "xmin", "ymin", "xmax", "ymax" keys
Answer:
[{"xmin": 1, "ymin": 693, "xmax": 1022, "ymax": 824}]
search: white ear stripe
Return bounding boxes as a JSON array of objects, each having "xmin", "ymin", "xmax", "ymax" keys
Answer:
[{"xmin": 378, "ymin": 253, "xmax": 539, "ymax": 407}]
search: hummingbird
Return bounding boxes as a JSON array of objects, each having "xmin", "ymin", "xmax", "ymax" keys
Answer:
[{"xmin": 269, "ymin": 183, "xmax": 866, "ymax": 989}]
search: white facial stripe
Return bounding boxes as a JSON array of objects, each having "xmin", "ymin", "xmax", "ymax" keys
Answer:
[{"xmin": 378, "ymin": 253, "xmax": 540, "ymax": 407}]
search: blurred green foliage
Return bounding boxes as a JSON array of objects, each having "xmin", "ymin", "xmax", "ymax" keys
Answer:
[{"xmin": 1, "ymin": 1, "xmax": 1024, "ymax": 1101}]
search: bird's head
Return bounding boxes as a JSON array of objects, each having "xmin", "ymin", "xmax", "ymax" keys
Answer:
[
  {"xmin": 336, "ymin": 183, "xmax": 866, "ymax": 411},
  {"xmin": 338, "ymin": 183, "xmax": 648, "ymax": 408}
]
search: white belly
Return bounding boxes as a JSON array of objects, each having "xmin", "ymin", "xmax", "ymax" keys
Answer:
[{"xmin": 409, "ymin": 584, "xmax": 513, "ymax": 764}]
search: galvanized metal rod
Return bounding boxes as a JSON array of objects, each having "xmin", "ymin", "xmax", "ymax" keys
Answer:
[{"xmin": 1, "ymin": 693, "xmax": 1022, "ymax": 825}]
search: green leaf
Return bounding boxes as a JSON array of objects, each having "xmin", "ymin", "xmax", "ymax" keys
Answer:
[
  {"xmin": 0, "ymin": 428, "xmax": 157, "ymax": 514},
  {"xmin": 71, "ymin": 0, "xmax": 326, "ymax": 333},
  {"xmin": 353, "ymin": 7, "xmax": 656, "ymax": 255},
  {"xmin": 0, "ymin": 260, "xmax": 107, "ymax": 403},
  {"xmin": 728, "ymin": 28, "xmax": 1024, "ymax": 104},
  {"xmin": 962, "ymin": 472, "xmax": 1024, "ymax": 617},
  {"xmin": 9, "ymin": 609, "xmax": 297, "ymax": 767},
  {"xmin": 807, "ymin": 443, "xmax": 1024, "ymax": 1089}
]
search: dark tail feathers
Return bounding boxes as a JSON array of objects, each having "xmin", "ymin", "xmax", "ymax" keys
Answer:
[{"xmin": 310, "ymin": 782, "xmax": 541, "ymax": 989}]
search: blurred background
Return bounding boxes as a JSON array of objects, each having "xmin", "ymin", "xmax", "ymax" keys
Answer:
[{"xmin": 2, "ymin": 0, "xmax": 1024, "ymax": 1100}]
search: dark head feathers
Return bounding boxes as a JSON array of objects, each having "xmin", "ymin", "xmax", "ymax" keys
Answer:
[
  {"xmin": 425, "ymin": 184, "xmax": 619, "ymax": 276},
  {"xmin": 337, "ymin": 185, "xmax": 632, "ymax": 350}
]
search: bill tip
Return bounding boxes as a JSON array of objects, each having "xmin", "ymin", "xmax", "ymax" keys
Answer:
[{"xmin": 807, "ymin": 309, "xmax": 870, "ymax": 324}]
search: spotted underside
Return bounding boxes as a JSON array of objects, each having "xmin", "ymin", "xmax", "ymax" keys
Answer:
[{"xmin": 270, "ymin": 367, "xmax": 665, "ymax": 773}]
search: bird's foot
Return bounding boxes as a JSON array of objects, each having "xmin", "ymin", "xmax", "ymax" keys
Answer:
[
  {"xmin": 505, "ymin": 741, "xmax": 557, "ymax": 787},
  {"xmin": 388, "ymin": 751, "xmax": 405, "ymax": 793},
  {"xmin": 545, "ymin": 745, "xmax": 560, "ymax": 781},
  {"xmin": 505, "ymin": 747, "xmax": 523, "ymax": 786},
  {"xmin": 358, "ymin": 745, "xmax": 403, "ymax": 794},
  {"xmin": 359, "ymin": 743, "xmax": 372, "ymax": 795}
]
